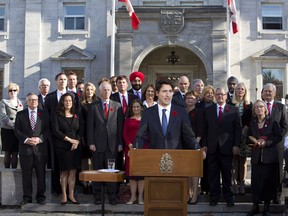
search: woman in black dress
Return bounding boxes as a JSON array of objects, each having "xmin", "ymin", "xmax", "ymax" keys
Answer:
[
  {"xmin": 52, "ymin": 93, "xmax": 81, "ymax": 205},
  {"xmin": 247, "ymin": 100, "xmax": 282, "ymax": 216},
  {"xmin": 80, "ymin": 82, "xmax": 97, "ymax": 193}
]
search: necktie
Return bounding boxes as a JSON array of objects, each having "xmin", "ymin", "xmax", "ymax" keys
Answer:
[
  {"xmin": 162, "ymin": 109, "xmax": 168, "ymax": 135},
  {"xmin": 104, "ymin": 103, "xmax": 109, "ymax": 119},
  {"xmin": 30, "ymin": 110, "xmax": 36, "ymax": 131},
  {"xmin": 218, "ymin": 107, "xmax": 223, "ymax": 122},
  {"xmin": 267, "ymin": 102, "xmax": 271, "ymax": 116},
  {"xmin": 122, "ymin": 95, "xmax": 127, "ymax": 114},
  {"xmin": 136, "ymin": 91, "xmax": 141, "ymax": 100}
]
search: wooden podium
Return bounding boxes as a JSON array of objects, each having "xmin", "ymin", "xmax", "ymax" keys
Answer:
[{"xmin": 129, "ymin": 149, "xmax": 203, "ymax": 216}]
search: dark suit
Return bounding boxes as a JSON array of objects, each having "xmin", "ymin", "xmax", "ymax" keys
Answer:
[
  {"xmin": 38, "ymin": 94, "xmax": 45, "ymax": 110},
  {"xmin": 14, "ymin": 109, "xmax": 47, "ymax": 202},
  {"xmin": 87, "ymin": 99, "xmax": 124, "ymax": 201},
  {"xmin": 202, "ymin": 104, "xmax": 241, "ymax": 203},
  {"xmin": 268, "ymin": 101, "xmax": 288, "ymax": 199},
  {"xmin": 110, "ymin": 92, "xmax": 138, "ymax": 116},
  {"xmin": 135, "ymin": 104, "xmax": 197, "ymax": 149},
  {"xmin": 172, "ymin": 91, "xmax": 186, "ymax": 108},
  {"xmin": 248, "ymin": 117, "xmax": 282, "ymax": 202},
  {"xmin": 128, "ymin": 88, "xmax": 143, "ymax": 101}
]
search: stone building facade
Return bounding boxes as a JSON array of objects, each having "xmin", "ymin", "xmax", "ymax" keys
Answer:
[{"xmin": 0, "ymin": 0, "xmax": 287, "ymax": 101}]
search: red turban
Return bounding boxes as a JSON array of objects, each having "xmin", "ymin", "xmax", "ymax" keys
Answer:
[{"xmin": 129, "ymin": 71, "xmax": 144, "ymax": 83}]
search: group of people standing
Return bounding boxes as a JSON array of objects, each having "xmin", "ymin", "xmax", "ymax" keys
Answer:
[{"xmin": 0, "ymin": 72, "xmax": 287, "ymax": 216}]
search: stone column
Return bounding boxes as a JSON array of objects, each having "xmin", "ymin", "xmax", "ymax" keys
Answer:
[
  {"xmin": 116, "ymin": 32, "xmax": 133, "ymax": 76},
  {"xmin": 23, "ymin": 0, "xmax": 41, "ymax": 94}
]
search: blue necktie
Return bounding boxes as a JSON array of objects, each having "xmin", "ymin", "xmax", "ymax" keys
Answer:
[{"xmin": 162, "ymin": 109, "xmax": 167, "ymax": 135}]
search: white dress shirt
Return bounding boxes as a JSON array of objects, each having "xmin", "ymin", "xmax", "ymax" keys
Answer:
[{"xmin": 158, "ymin": 103, "xmax": 171, "ymax": 125}]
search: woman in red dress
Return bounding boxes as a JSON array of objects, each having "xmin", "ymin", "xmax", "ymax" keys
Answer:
[{"xmin": 123, "ymin": 99, "xmax": 145, "ymax": 205}]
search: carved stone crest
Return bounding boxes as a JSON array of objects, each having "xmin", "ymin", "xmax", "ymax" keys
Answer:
[
  {"xmin": 160, "ymin": 10, "xmax": 184, "ymax": 34},
  {"xmin": 159, "ymin": 153, "xmax": 174, "ymax": 173}
]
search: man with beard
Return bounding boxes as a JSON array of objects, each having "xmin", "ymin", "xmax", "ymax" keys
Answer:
[
  {"xmin": 226, "ymin": 76, "xmax": 239, "ymax": 104},
  {"xmin": 128, "ymin": 71, "xmax": 145, "ymax": 101}
]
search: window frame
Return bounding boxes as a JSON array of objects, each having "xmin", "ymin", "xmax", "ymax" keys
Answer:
[
  {"xmin": 64, "ymin": 4, "xmax": 85, "ymax": 30},
  {"xmin": 58, "ymin": 1, "xmax": 90, "ymax": 38},
  {"xmin": 257, "ymin": 1, "xmax": 288, "ymax": 38},
  {"xmin": 261, "ymin": 4, "xmax": 283, "ymax": 30}
]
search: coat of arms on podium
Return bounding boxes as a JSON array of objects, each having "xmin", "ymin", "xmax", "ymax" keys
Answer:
[{"xmin": 159, "ymin": 153, "xmax": 174, "ymax": 173}]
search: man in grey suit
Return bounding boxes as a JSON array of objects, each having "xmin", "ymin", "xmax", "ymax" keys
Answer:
[
  {"xmin": 14, "ymin": 93, "xmax": 47, "ymax": 205},
  {"xmin": 135, "ymin": 79, "xmax": 198, "ymax": 150},
  {"xmin": 261, "ymin": 83, "xmax": 288, "ymax": 204},
  {"xmin": 87, "ymin": 81, "xmax": 124, "ymax": 205}
]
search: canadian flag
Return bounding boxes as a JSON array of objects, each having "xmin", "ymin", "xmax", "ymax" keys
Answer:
[
  {"xmin": 118, "ymin": 0, "xmax": 140, "ymax": 30},
  {"xmin": 227, "ymin": 0, "xmax": 238, "ymax": 34}
]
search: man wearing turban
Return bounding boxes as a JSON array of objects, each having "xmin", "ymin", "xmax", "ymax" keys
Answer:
[{"xmin": 128, "ymin": 71, "xmax": 145, "ymax": 101}]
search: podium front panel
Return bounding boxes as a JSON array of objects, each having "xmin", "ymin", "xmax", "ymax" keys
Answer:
[{"xmin": 130, "ymin": 149, "xmax": 203, "ymax": 177}]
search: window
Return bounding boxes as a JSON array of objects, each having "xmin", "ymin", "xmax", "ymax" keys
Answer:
[
  {"xmin": 262, "ymin": 4, "xmax": 282, "ymax": 30},
  {"xmin": 64, "ymin": 4, "xmax": 85, "ymax": 30},
  {"xmin": 0, "ymin": 6, "xmax": 5, "ymax": 31},
  {"xmin": 262, "ymin": 68, "xmax": 284, "ymax": 100}
]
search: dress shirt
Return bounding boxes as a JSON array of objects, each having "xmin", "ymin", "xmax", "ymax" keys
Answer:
[
  {"xmin": 101, "ymin": 99, "xmax": 110, "ymax": 109},
  {"xmin": 265, "ymin": 100, "xmax": 274, "ymax": 116},
  {"xmin": 217, "ymin": 104, "xmax": 226, "ymax": 117},
  {"xmin": 158, "ymin": 103, "xmax": 171, "ymax": 125},
  {"xmin": 40, "ymin": 94, "xmax": 46, "ymax": 104},
  {"xmin": 143, "ymin": 100, "xmax": 157, "ymax": 108},
  {"xmin": 67, "ymin": 88, "xmax": 77, "ymax": 93},
  {"xmin": 179, "ymin": 90, "xmax": 186, "ymax": 99},
  {"xmin": 132, "ymin": 89, "xmax": 142, "ymax": 98},
  {"xmin": 119, "ymin": 92, "xmax": 128, "ymax": 106},
  {"xmin": 57, "ymin": 89, "xmax": 67, "ymax": 102}
]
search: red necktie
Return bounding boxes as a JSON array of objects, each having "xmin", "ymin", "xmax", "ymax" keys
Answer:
[
  {"xmin": 267, "ymin": 102, "xmax": 271, "ymax": 116},
  {"xmin": 218, "ymin": 107, "xmax": 223, "ymax": 122},
  {"xmin": 122, "ymin": 95, "xmax": 127, "ymax": 114},
  {"xmin": 104, "ymin": 103, "xmax": 109, "ymax": 119}
]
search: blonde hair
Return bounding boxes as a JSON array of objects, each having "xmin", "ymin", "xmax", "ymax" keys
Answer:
[
  {"xmin": 232, "ymin": 83, "xmax": 250, "ymax": 105},
  {"xmin": 201, "ymin": 85, "xmax": 215, "ymax": 102},
  {"xmin": 81, "ymin": 82, "xmax": 97, "ymax": 104},
  {"xmin": 8, "ymin": 83, "xmax": 19, "ymax": 92},
  {"xmin": 252, "ymin": 100, "xmax": 269, "ymax": 116}
]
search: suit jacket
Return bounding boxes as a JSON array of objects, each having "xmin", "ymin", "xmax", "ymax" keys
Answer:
[
  {"xmin": 0, "ymin": 98, "xmax": 24, "ymax": 129},
  {"xmin": 135, "ymin": 104, "xmax": 197, "ymax": 149},
  {"xmin": 269, "ymin": 101, "xmax": 288, "ymax": 137},
  {"xmin": 38, "ymin": 94, "xmax": 45, "ymax": 110},
  {"xmin": 248, "ymin": 117, "xmax": 282, "ymax": 164},
  {"xmin": 203, "ymin": 104, "xmax": 241, "ymax": 155},
  {"xmin": 51, "ymin": 113, "xmax": 81, "ymax": 150},
  {"xmin": 87, "ymin": 100, "xmax": 124, "ymax": 153},
  {"xmin": 128, "ymin": 88, "xmax": 143, "ymax": 101},
  {"xmin": 14, "ymin": 109, "xmax": 47, "ymax": 156},
  {"xmin": 110, "ymin": 92, "xmax": 138, "ymax": 116},
  {"xmin": 172, "ymin": 91, "xmax": 186, "ymax": 108}
]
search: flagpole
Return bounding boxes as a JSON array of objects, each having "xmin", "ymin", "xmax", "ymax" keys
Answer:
[
  {"xmin": 226, "ymin": 2, "xmax": 231, "ymax": 79},
  {"xmin": 110, "ymin": 0, "xmax": 116, "ymax": 77}
]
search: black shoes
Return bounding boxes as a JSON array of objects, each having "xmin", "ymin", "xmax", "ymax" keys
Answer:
[
  {"xmin": 226, "ymin": 200, "xmax": 235, "ymax": 207},
  {"xmin": 37, "ymin": 199, "xmax": 46, "ymax": 205},
  {"xmin": 209, "ymin": 200, "xmax": 218, "ymax": 206},
  {"xmin": 109, "ymin": 198, "xmax": 117, "ymax": 205},
  {"xmin": 20, "ymin": 200, "xmax": 32, "ymax": 205},
  {"xmin": 247, "ymin": 204, "xmax": 259, "ymax": 216}
]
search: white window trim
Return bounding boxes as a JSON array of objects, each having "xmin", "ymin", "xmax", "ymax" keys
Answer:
[
  {"xmin": 57, "ymin": 0, "xmax": 90, "ymax": 38},
  {"xmin": 0, "ymin": 2, "xmax": 9, "ymax": 39},
  {"xmin": 257, "ymin": 1, "xmax": 288, "ymax": 38}
]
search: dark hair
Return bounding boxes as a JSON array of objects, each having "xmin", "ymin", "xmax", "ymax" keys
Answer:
[
  {"xmin": 227, "ymin": 76, "xmax": 239, "ymax": 86},
  {"xmin": 55, "ymin": 72, "xmax": 67, "ymax": 81},
  {"xmin": 76, "ymin": 81, "xmax": 84, "ymax": 87},
  {"xmin": 116, "ymin": 75, "xmax": 129, "ymax": 83},
  {"xmin": 67, "ymin": 71, "xmax": 77, "ymax": 77},
  {"xmin": 127, "ymin": 99, "xmax": 144, "ymax": 118},
  {"xmin": 98, "ymin": 77, "xmax": 110, "ymax": 87},
  {"xmin": 57, "ymin": 92, "xmax": 75, "ymax": 117},
  {"xmin": 142, "ymin": 84, "xmax": 157, "ymax": 101},
  {"xmin": 155, "ymin": 79, "xmax": 174, "ymax": 92}
]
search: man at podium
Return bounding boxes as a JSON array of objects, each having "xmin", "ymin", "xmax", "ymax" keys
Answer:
[{"xmin": 134, "ymin": 79, "xmax": 198, "ymax": 150}]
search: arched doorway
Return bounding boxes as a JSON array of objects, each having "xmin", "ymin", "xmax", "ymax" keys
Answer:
[{"xmin": 138, "ymin": 46, "xmax": 207, "ymax": 87}]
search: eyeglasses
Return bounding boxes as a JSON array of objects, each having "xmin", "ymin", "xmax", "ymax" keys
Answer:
[
  {"xmin": 9, "ymin": 89, "xmax": 17, "ymax": 92},
  {"xmin": 28, "ymin": 99, "xmax": 38, "ymax": 102}
]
